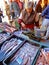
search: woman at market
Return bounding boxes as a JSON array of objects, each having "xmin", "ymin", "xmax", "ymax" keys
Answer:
[
  {"xmin": 18, "ymin": 2, "xmax": 36, "ymax": 30},
  {"xmin": 41, "ymin": 4, "xmax": 49, "ymax": 39},
  {"xmin": 10, "ymin": 0, "xmax": 20, "ymax": 19}
]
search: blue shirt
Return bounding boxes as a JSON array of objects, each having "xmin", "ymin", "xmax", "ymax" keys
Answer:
[{"xmin": 41, "ymin": 5, "xmax": 49, "ymax": 19}]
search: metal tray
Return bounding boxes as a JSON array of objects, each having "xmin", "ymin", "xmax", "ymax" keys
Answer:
[{"xmin": 0, "ymin": 35, "xmax": 26, "ymax": 62}]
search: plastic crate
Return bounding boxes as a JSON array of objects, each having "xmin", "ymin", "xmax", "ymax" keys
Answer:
[{"xmin": 3, "ymin": 41, "xmax": 41, "ymax": 65}]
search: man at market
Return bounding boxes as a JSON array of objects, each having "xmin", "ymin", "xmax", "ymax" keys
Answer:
[
  {"xmin": 41, "ymin": 4, "xmax": 49, "ymax": 39},
  {"xmin": 18, "ymin": 2, "xmax": 36, "ymax": 30},
  {"xmin": 35, "ymin": 5, "xmax": 49, "ymax": 40}
]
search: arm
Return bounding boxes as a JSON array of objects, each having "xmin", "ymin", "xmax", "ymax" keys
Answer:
[
  {"xmin": 41, "ymin": 5, "xmax": 49, "ymax": 17},
  {"xmin": 10, "ymin": 3, "xmax": 13, "ymax": 10},
  {"xmin": 18, "ymin": 9, "xmax": 25, "ymax": 24},
  {"xmin": 18, "ymin": 12, "xmax": 26, "ymax": 29}
]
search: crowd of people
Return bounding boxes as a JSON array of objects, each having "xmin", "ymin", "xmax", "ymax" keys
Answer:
[
  {"xmin": 0, "ymin": 0, "xmax": 49, "ymax": 39},
  {"xmin": 4, "ymin": 0, "xmax": 23, "ymax": 20},
  {"xmin": 18, "ymin": 0, "xmax": 49, "ymax": 40}
]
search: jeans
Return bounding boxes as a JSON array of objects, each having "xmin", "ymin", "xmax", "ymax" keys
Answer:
[
  {"xmin": 42, "ymin": 18, "xmax": 49, "ymax": 27},
  {"xmin": 44, "ymin": 26, "xmax": 49, "ymax": 39},
  {"xmin": 34, "ymin": 18, "xmax": 49, "ymax": 39},
  {"xmin": 34, "ymin": 27, "xmax": 46, "ymax": 37},
  {"xmin": 42, "ymin": 18, "xmax": 49, "ymax": 39}
]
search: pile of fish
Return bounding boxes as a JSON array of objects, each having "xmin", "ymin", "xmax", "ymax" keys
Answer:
[
  {"xmin": 0, "ymin": 23, "xmax": 16, "ymax": 33},
  {"xmin": 36, "ymin": 48, "xmax": 49, "ymax": 65}
]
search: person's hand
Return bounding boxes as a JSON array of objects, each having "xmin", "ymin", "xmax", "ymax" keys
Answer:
[{"xmin": 21, "ymin": 22, "xmax": 26, "ymax": 29}]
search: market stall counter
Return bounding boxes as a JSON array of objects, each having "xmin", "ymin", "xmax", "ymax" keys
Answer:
[{"xmin": 13, "ymin": 30, "xmax": 49, "ymax": 47}]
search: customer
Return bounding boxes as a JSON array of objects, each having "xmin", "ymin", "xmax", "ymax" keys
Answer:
[
  {"xmin": 18, "ymin": 2, "xmax": 36, "ymax": 30},
  {"xmin": 10, "ymin": 0, "xmax": 20, "ymax": 19},
  {"xmin": 41, "ymin": 5, "xmax": 49, "ymax": 39},
  {"xmin": 35, "ymin": 5, "xmax": 49, "ymax": 39}
]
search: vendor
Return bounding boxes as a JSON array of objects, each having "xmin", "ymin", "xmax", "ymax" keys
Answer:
[{"xmin": 18, "ymin": 2, "xmax": 36, "ymax": 29}]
